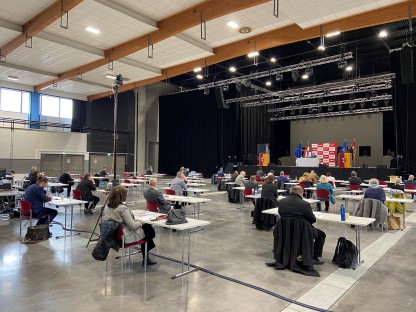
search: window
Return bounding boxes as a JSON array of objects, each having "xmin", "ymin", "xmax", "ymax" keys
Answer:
[
  {"xmin": 41, "ymin": 95, "xmax": 73, "ymax": 118},
  {"xmin": 0, "ymin": 88, "xmax": 30, "ymax": 113}
]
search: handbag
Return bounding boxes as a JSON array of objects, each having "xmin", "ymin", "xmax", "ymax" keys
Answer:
[
  {"xmin": 166, "ymin": 207, "xmax": 188, "ymax": 225},
  {"xmin": 388, "ymin": 213, "xmax": 401, "ymax": 230},
  {"xmin": 24, "ymin": 224, "xmax": 50, "ymax": 242}
]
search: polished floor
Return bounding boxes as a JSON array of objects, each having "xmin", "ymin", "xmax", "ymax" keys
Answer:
[{"xmin": 1, "ymin": 182, "xmax": 415, "ymax": 312}]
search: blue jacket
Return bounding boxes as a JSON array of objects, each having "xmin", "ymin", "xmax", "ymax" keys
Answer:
[{"xmin": 24, "ymin": 184, "xmax": 52, "ymax": 217}]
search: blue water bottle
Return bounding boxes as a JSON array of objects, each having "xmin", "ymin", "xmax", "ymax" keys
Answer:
[
  {"xmin": 340, "ymin": 204, "xmax": 346, "ymax": 221},
  {"xmin": 389, "ymin": 189, "xmax": 393, "ymax": 198}
]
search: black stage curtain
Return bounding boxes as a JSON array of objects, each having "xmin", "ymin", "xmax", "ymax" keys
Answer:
[
  {"xmin": 71, "ymin": 99, "xmax": 87, "ymax": 131},
  {"xmin": 390, "ymin": 49, "xmax": 416, "ymax": 171}
]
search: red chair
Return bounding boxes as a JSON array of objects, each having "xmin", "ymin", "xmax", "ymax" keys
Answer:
[
  {"xmin": 73, "ymin": 189, "xmax": 93, "ymax": 212},
  {"xmin": 19, "ymin": 200, "xmax": 49, "ymax": 241},
  {"xmin": 379, "ymin": 181, "xmax": 388, "ymax": 187},
  {"xmin": 404, "ymin": 184, "xmax": 416, "ymax": 198},
  {"xmin": 328, "ymin": 181, "xmax": 334, "ymax": 187},
  {"xmin": 146, "ymin": 201, "xmax": 159, "ymax": 212},
  {"xmin": 165, "ymin": 189, "xmax": 176, "ymax": 195},
  {"xmin": 349, "ymin": 183, "xmax": 361, "ymax": 191},
  {"xmin": 106, "ymin": 224, "xmax": 148, "ymax": 274},
  {"xmin": 316, "ymin": 189, "xmax": 332, "ymax": 212},
  {"xmin": 255, "ymin": 175, "xmax": 261, "ymax": 182},
  {"xmin": 124, "ymin": 179, "xmax": 131, "ymax": 183},
  {"xmin": 243, "ymin": 188, "xmax": 256, "ymax": 208}
]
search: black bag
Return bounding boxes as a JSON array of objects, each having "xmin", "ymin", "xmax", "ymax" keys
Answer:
[
  {"xmin": 332, "ymin": 237, "xmax": 358, "ymax": 269},
  {"xmin": 24, "ymin": 225, "xmax": 50, "ymax": 242},
  {"xmin": 166, "ymin": 207, "xmax": 188, "ymax": 225}
]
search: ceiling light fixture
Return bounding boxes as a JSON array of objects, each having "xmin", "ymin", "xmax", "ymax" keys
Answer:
[
  {"xmin": 229, "ymin": 66, "xmax": 237, "ymax": 72},
  {"xmin": 318, "ymin": 25, "xmax": 325, "ymax": 51},
  {"xmin": 346, "ymin": 66, "xmax": 353, "ymax": 72},
  {"xmin": 247, "ymin": 51, "xmax": 259, "ymax": 58},
  {"xmin": 227, "ymin": 21, "xmax": 239, "ymax": 29},
  {"xmin": 379, "ymin": 30, "xmax": 388, "ymax": 38},
  {"xmin": 271, "ymin": 57, "xmax": 276, "ymax": 63},
  {"xmin": 318, "ymin": 45, "xmax": 326, "ymax": 51},
  {"xmin": 105, "ymin": 74, "xmax": 117, "ymax": 80},
  {"xmin": 193, "ymin": 67, "xmax": 202, "ymax": 73},
  {"xmin": 326, "ymin": 31, "xmax": 341, "ymax": 38},
  {"xmin": 196, "ymin": 74, "xmax": 203, "ymax": 79},
  {"xmin": 265, "ymin": 81, "xmax": 272, "ymax": 86},
  {"xmin": 301, "ymin": 74, "xmax": 309, "ymax": 80},
  {"xmin": 85, "ymin": 26, "xmax": 100, "ymax": 34},
  {"xmin": 7, "ymin": 76, "xmax": 18, "ymax": 81}
]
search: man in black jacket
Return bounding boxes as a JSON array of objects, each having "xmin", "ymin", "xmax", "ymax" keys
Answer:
[
  {"xmin": 261, "ymin": 174, "xmax": 279, "ymax": 206},
  {"xmin": 59, "ymin": 168, "xmax": 74, "ymax": 197},
  {"xmin": 275, "ymin": 186, "xmax": 326, "ymax": 265},
  {"xmin": 76, "ymin": 173, "xmax": 100, "ymax": 214}
]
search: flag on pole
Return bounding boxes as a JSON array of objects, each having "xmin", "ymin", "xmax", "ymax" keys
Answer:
[
  {"xmin": 339, "ymin": 141, "xmax": 347, "ymax": 153},
  {"xmin": 351, "ymin": 138, "xmax": 356, "ymax": 160},
  {"xmin": 294, "ymin": 143, "xmax": 302, "ymax": 158},
  {"xmin": 303, "ymin": 144, "xmax": 309, "ymax": 158}
]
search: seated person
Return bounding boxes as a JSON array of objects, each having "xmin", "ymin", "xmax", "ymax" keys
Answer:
[
  {"xmin": 216, "ymin": 167, "xmax": 225, "ymax": 177},
  {"xmin": 183, "ymin": 168, "xmax": 190, "ymax": 177},
  {"xmin": 316, "ymin": 175, "xmax": 335, "ymax": 212},
  {"xmin": 326, "ymin": 172, "xmax": 336, "ymax": 189},
  {"xmin": 145, "ymin": 165, "xmax": 153, "ymax": 175},
  {"xmin": 298, "ymin": 172, "xmax": 312, "ymax": 184},
  {"xmin": 276, "ymin": 171, "xmax": 289, "ymax": 189},
  {"xmin": 76, "ymin": 173, "xmax": 100, "ymax": 214},
  {"xmin": 390, "ymin": 177, "xmax": 404, "ymax": 192},
  {"xmin": 348, "ymin": 171, "xmax": 362, "ymax": 186},
  {"xmin": 244, "ymin": 176, "xmax": 259, "ymax": 192},
  {"xmin": 170, "ymin": 172, "xmax": 188, "ymax": 196},
  {"xmin": 256, "ymin": 166, "xmax": 265, "ymax": 177},
  {"xmin": 267, "ymin": 170, "xmax": 276, "ymax": 177},
  {"xmin": 99, "ymin": 167, "xmax": 108, "ymax": 177},
  {"xmin": 307, "ymin": 170, "xmax": 319, "ymax": 183},
  {"xmin": 104, "ymin": 186, "xmax": 157, "ymax": 266},
  {"xmin": 230, "ymin": 170, "xmax": 238, "ymax": 182},
  {"xmin": 58, "ymin": 168, "xmax": 75, "ymax": 197},
  {"xmin": 271, "ymin": 186, "xmax": 326, "ymax": 265},
  {"xmin": 143, "ymin": 178, "xmax": 171, "ymax": 213},
  {"xmin": 261, "ymin": 174, "xmax": 279, "ymax": 206},
  {"xmin": 28, "ymin": 170, "xmax": 41, "ymax": 186},
  {"xmin": 235, "ymin": 171, "xmax": 246, "ymax": 187},
  {"xmin": 24, "ymin": 176, "xmax": 57, "ymax": 225},
  {"xmin": 364, "ymin": 178, "xmax": 386, "ymax": 202},
  {"xmin": 404, "ymin": 175, "xmax": 416, "ymax": 198}
]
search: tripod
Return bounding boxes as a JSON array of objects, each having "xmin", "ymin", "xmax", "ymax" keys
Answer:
[{"xmin": 86, "ymin": 195, "xmax": 109, "ymax": 247}]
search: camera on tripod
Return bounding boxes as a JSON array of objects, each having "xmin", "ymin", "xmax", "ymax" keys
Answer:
[{"xmin": 114, "ymin": 74, "xmax": 123, "ymax": 86}]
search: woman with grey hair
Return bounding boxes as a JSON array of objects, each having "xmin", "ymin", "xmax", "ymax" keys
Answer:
[
  {"xmin": 363, "ymin": 178, "xmax": 386, "ymax": 202},
  {"xmin": 316, "ymin": 175, "xmax": 334, "ymax": 212},
  {"xmin": 390, "ymin": 177, "xmax": 404, "ymax": 192}
]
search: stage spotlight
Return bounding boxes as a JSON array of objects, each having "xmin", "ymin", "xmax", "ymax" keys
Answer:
[
  {"xmin": 372, "ymin": 100, "xmax": 378, "ymax": 107},
  {"xmin": 328, "ymin": 105, "xmax": 333, "ymax": 112},
  {"xmin": 360, "ymin": 101, "xmax": 366, "ymax": 109},
  {"xmin": 384, "ymin": 97, "xmax": 389, "ymax": 106},
  {"xmin": 223, "ymin": 85, "xmax": 229, "ymax": 92},
  {"xmin": 338, "ymin": 60, "xmax": 347, "ymax": 69},
  {"xmin": 290, "ymin": 109, "xmax": 296, "ymax": 115},
  {"xmin": 338, "ymin": 104, "xmax": 343, "ymax": 111},
  {"xmin": 203, "ymin": 89, "xmax": 210, "ymax": 95},
  {"xmin": 276, "ymin": 74, "xmax": 283, "ymax": 81},
  {"xmin": 292, "ymin": 70, "xmax": 299, "ymax": 82},
  {"xmin": 305, "ymin": 68, "xmax": 313, "ymax": 76},
  {"xmin": 236, "ymin": 83, "xmax": 241, "ymax": 92},
  {"xmin": 349, "ymin": 103, "xmax": 355, "ymax": 111}
]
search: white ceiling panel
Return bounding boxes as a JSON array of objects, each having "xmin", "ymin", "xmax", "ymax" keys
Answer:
[
  {"xmin": 128, "ymin": 36, "xmax": 214, "ymax": 68},
  {"xmin": 6, "ymin": 37, "xmax": 103, "ymax": 73},
  {"xmin": 0, "ymin": 28, "xmax": 20, "ymax": 46},
  {"xmin": 0, "ymin": 0, "xmax": 55, "ymax": 24},
  {"xmin": 181, "ymin": 2, "xmax": 292, "ymax": 48},
  {"xmin": 51, "ymin": 79, "xmax": 110, "ymax": 96},
  {"xmin": 280, "ymin": 0, "xmax": 408, "ymax": 29},
  {"xmin": 110, "ymin": 0, "xmax": 203, "ymax": 21},
  {"xmin": 0, "ymin": 65, "xmax": 55, "ymax": 86},
  {"xmin": 81, "ymin": 61, "xmax": 162, "ymax": 86},
  {"xmin": 43, "ymin": 0, "xmax": 157, "ymax": 50}
]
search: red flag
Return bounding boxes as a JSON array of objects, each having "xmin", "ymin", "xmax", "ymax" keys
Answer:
[
  {"xmin": 304, "ymin": 144, "xmax": 309, "ymax": 158},
  {"xmin": 351, "ymin": 139, "xmax": 356, "ymax": 159}
]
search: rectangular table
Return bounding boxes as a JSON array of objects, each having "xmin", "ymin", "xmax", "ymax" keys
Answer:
[
  {"xmin": 163, "ymin": 194, "xmax": 211, "ymax": 219},
  {"xmin": 186, "ymin": 188, "xmax": 211, "ymax": 198},
  {"xmin": 132, "ymin": 210, "xmax": 210, "ymax": 279},
  {"xmin": 335, "ymin": 194, "xmax": 363, "ymax": 212},
  {"xmin": 385, "ymin": 197, "xmax": 415, "ymax": 229},
  {"xmin": 262, "ymin": 208, "xmax": 375, "ymax": 264},
  {"xmin": 46, "ymin": 198, "xmax": 87, "ymax": 238}
]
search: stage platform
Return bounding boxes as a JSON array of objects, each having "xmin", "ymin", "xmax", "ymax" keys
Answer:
[{"xmin": 228, "ymin": 165, "xmax": 397, "ymax": 181}]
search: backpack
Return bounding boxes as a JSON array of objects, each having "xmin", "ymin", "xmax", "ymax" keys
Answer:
[{"xmin": 332, "ymin": 237, "xmax": 358, "ymax": 269}]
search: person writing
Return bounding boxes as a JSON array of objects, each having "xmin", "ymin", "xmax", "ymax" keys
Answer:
[
  {"xmin": 59, "ymin": 168, "xmax": 75, "ymax": 197},
  {"xmin": 24, "ymin": 176, "xmax": 57, "ymax": 226},
  {"xmin": 235, "ymin": 171, "xmax": 246, "ymax": 187},
  {"xmin": 261, "ymin": 174, "xmax": 279, "ymax": 206},
  {"xmin": 104, "ymin": 186, "xmax": 157, "ymax": 266},
  {"xmin": 76, "ymin": 173, "xmax": 100, "ymax": 214},
  {"xmin": 143, "ymin": 178, "xmax": 171, "ymax": 213},
  {"xmin": 170, "ymin": 172, "xmax": 188, "ymax": 196}
]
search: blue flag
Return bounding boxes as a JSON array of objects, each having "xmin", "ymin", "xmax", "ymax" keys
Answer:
[
  {"xmin": 294, "ymin": 143, "xmax": 302, "ymax": 158},
  {"xmin": 339, "ymin": 142, "xmax": 347, "ymax": 153}
]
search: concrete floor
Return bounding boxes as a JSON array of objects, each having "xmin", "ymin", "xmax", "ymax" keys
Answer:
[{"xmin": 1, "ymin": 182, "xmax": 415, "ymax": 312}]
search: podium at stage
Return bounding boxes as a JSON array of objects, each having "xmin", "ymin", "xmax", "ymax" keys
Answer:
[
  {"xmin": 338, "ymin": 153, "xmax": 352, "ymax": 168},
  {"xmin": 259, "ymin": 153, "xmax": 270, "ymax": 166}
]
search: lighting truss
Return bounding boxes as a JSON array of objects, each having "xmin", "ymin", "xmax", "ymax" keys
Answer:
[
  {"xmin": 270, "ymin": 106, "xmax": 393, "ymax": 121},
  {"xmin": 197, "ymin": 53, "xmax": 353, "ymax": 90},
  {"xmin": 267, "ymin": 94, "xmax": 392, "ymax": 112},
  {"xmin": 230, "ymin": 73, "xmax": 395, "ymax": 105}
]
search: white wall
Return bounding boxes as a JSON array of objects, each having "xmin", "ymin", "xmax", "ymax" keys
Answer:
[{"xmin": 290, "ymin": 114, "xmax": 385, "ymax": 166}]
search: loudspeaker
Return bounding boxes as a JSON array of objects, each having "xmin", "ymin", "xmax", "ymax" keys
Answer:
[
  {"xmin": 361, "ymin": 163, "xmax": 368, "ymax": 168},
  {"xmin": 215, "ymin": 87, "xmax": 229, "ymax": 109},
  {"xmin": 400, "ymin": 47, "xmax": 414, "ymax": 84}
]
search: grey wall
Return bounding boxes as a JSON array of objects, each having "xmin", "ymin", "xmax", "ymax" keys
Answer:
[{"xmin": 290, "ymin": 113, "xmax": 387, "ymax": 167}]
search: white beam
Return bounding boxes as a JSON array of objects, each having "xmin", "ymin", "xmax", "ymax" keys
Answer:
[
  {"xmin": 0, "ymin": 62, "xmax": 58, "ymax": 77},
  {"xmin": 174, "ymin": 33, "xmax": 214, "ymax": 54},
  {"xmin": 70, "ymin": 77, "xmax": 111, "ymax": 89},
  {"xmin": 0, "ymin": 18, "xmax": 21, "ymax": 32},
  {"xmin": 118, "ymin": 57, "xmax": 162, "ymax": 75},
  {"xmin": 92, "ymin": 0, "xmax": 158, "ymax": 28}
]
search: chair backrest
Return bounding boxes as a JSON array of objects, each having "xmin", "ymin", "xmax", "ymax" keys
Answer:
[
  {"xmin": 316, "ymin": 189, "xmax": 330, "ymax": 199},
  {"xmin": 243, "ymin": 188, "xmax": 254, "ymax": 196},
  {"xmin": 115, "ymin": 224, "xmax": 124, "ymax": 241},
  {"xmin": 20, "ymin": 200, "xmax": 32, "ymax": 215},
  {"xmin": 255, "ymin": 175, "xmax": 261, "ymax": 182},
  {"xmin": 79, "ymin": 176, "xmax": 83, "ymax": 181},
  {"xmin": 72, "ymin": 189, "xmax": 82, "ymax": 200},
  {"xmin": 132, "ymin": 176, "xmax": 137, "ymax": 179},
  {"xmin": 165, "ymin": 189, "xmax": 176, "ymax": 195},
  {"xmin": 124, "ymin": 179, "xmax": 131, "ymax": 183},
  {"xmin": 379, "ymin": 181, "xmax": 387, "ymax": 186},
  {"xmin": 328, "ymin": 180, "xmax": 334, "ymax": 187},
  {"xmin": 349, "ymin": 183, "xmax": 361, "ymax": 190},
  {"xmin": 146, "ymin": 201, "xmax": 159, "ymax": 212},
  {"xmin": 404, "ymin": 184, "xmax": 416, "ymax": 190}
]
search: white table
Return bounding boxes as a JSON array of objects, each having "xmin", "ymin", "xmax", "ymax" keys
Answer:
[
  {"xmin": 163, "ymin": 194, "xmax": 211, "ymax": 219},
  {"xmin": 262, "ymin": 208, "xmax": 375, "ymax": 264},
  {"xmin": 296, "ymin": 158, "xmax": 320, "ymax": 167},
  {"xmin": 186, "ymin": 183, "xmax": 206, "ymax": 188},
  {"xmin": 47, "ymin": 182, "xmax": 69, "ymax": 194},
  {"xmin": 132, "ymin": 210, "xmax": 210, "ymax": 279},
  {"xmin": 385, "ymin": 197, "xmax": 415, "ymax": 229},
  {"xmin": 46, "ymin": 198, "xmax": 87, "ymax": 238},
  {"xmin": 232, "ymin": 186, "xmax": 246, "ymax": 209},
  {"xmin": 335, "ymin": 194, "xmax": 363, "ymax": 212},
  {"xmin": 185, "ymin": 188, "xmax": 211, "ymax": 198}
]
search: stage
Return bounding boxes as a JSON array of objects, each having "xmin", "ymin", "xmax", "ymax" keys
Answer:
[{"xmin": 227, "ymin": 164, "xmax": 397, "ymax": 181}]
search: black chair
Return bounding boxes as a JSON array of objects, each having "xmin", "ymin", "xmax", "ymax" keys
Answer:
[{"xmin": 252, "ymin": 198, "xmax": 276, "ymax": 231}]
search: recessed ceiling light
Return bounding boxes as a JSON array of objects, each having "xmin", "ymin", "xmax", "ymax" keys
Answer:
[
  {"xmin": 301, "ymin": 74, "xmax": 309, "ymax": 80},
  {"xmin": 318, "ymin": 45, "xmax": 326, "ymax": 51},
  {"xmin": 105, "ymin": 74, "xmax": 117, "ymax": 80},
  {"xmin": 265, "ymin": 81, "xmax": 272, "ymax": 86},
  {"xmin": 346, "ymin": 66, "xmax": 353, "ymax": 72},
  {"xmin": 379, "ymin": 30, "xmax": 388, "ymax": 38},
  {"xmin": 229, "ymin": 66, "xmax": 236, "ymax": 72},
  {"xmin": 193, "ymin": 67, "xmax": 202, "ymax": 73},
  {"xmin": 326, "ymin": 31, "xmax": 340, "ymax": 38},
  {"xmin": 196, "ymin": 74, "xmax": 203, "ymax": 79},
  {"xmin": 7, "ymin": 76, "xmax": 18, "ymax": 81},
  {"xmin": 85, "ymin": 26, "xmax": 100, "ymax": 34},
  {"xmin": 227, "ymin": 21, "xmax": 239, "ymax": 29},
  {"xmin": 270, "ymin": 57, "xmax": 276, "ymax": 63},
  {"xmin": 247, "ymin": 51, "xmax": 259, "ymax": 58}
]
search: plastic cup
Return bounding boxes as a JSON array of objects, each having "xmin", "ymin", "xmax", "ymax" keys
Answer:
[
  {"xmin": 345, "ymin": 213, "xmax": 349, "ymax": 220},
  {"xmin": 60, "ymin": 195, "xmax": 64, "ymax": 200}
]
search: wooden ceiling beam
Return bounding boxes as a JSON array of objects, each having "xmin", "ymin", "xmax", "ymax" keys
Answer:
[
  {"xmin": 87, "ymin": 0, "xmax": 416, "ymax": 101},
  {"xmin": 34, "ymin": 0, "xmax": 269, "ymax": 92},
  {"xmin": 0, "ymin": 0, "xmax": 83, "ymax": 56}
]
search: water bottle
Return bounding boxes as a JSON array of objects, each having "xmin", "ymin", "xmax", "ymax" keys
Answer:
[
  {"xmin": 340, "ymin": 204, "xmax": 346, "ymax": 221},
  {"xmin": 389, "ymin": 189, "xmax": 393, "ymax": 198},
  {"xmin": 295, "ymin": 176, "xmax": 298, "ymax": 181}
]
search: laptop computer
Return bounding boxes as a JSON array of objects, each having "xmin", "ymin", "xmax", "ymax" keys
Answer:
[{"xmin": 98, "ymin": 181, "xmax": 109, "ymax": 190}]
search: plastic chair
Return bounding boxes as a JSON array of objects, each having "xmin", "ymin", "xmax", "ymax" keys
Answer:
[
  {"xmin": 328, "ymin": 181, "xmax": 334, "ymax": 187},
  {"xmin": 243, "ymin": 188, "xmax": 256, "ymax": 208},
  {"xmin": 349, "ymin": 183, "xmax": 361, "ymax": 191},
  {"xmin": 379, "ymin": 181, "xmax": 388, "ymax": 187},
  {"xmin": 73, "ymin": 189, "xmax": 93, "ymax": 212},
  {"xmin": 106, "ymin": 224, "xmax": 147, "ymax": 274},
  {"xmin": 255, "ymin": 175, "xmax": 261, "ymax": 182},
  {"xmin": 316, "ymin": 189, "xmax": 332, "ymax": 212},
  {"xmin": 404, "ymin": 184, "xmax": 416, "ymax": 198},
  {"xmin": 165, "ymin": 189, "xmax": 176, "ymax": 195},
  {"xmin": 146, "ymin": 201, "xmax": 159, "ymax": 212},
  {"xmin": 19, "ymin": 200, "xmax": 49, "ymax": 241}
]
